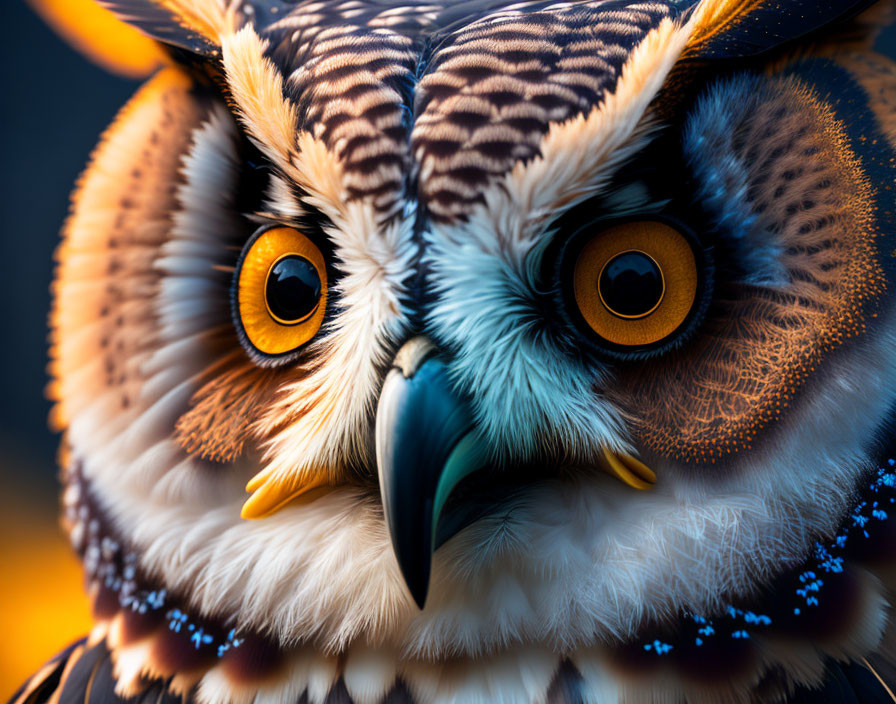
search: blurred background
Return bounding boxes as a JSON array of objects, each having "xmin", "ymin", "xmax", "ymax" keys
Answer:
[
  {"xmin": 0, "ymin": 1, "xmax": 141, "ymax": 693},
  {"xmin": 3, "ymin": 0, "xmax": 896, "ymax": 698}
]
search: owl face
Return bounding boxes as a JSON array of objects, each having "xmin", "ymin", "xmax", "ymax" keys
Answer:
[{"xmin": 47, "ymin": 0, "xmax": 896, "ymax": 686}]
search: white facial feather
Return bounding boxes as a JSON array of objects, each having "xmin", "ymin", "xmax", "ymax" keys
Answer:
[
  {"xmin": 422, "ymin": 18, "xmax": 693, "ymax": 461},
  {"xmin": 255, "ymin": 199, "xmax": 417, "ymax": 479},
  {"xmin": 89, "ymin": 311, "xmax": 896, "ymax": 694}
]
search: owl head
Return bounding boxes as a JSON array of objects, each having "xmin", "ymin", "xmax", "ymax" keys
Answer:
[{"xmin": 34, "ymin": 0, "xmax": 896, "ymax": 700}]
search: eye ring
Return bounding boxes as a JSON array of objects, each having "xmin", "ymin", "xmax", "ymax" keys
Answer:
[{"xmin": 233, "ymin": 226, "xmax": 328, "ymax": 361}]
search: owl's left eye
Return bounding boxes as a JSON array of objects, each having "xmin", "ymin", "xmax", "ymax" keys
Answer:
[
  {"xmin": 560, "ymin": 218, "xmax": 711, "ymax": 358},
  {"xmin": 234, "ymin": 227, "xmax": 328, "ymax": 359}
]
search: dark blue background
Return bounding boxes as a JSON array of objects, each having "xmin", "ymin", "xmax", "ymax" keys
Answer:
[{"xmin": 1, "ymin": 1, "xmax": 139, "ymax": 505}]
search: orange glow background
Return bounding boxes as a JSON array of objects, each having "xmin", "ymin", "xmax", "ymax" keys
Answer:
[{"xmin": 0, "ymin": 469, "xmax": 92, "ymax": 697}]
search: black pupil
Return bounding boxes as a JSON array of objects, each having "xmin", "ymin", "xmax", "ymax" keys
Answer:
[
  {"xmin": 265, "ymin": 255, "xmax": 321, "ymax": 323},
  {"xmin": 598, "ymin": 251, "xmax": 663, "ymax": 318}
]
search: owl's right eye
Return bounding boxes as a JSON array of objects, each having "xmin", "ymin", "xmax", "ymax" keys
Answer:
[{"xmin": 234, "ymin": 227, "xmax": 328, "ymax": 358}]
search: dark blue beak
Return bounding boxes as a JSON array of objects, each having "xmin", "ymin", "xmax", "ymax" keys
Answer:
[{"xmin": 375, "ymin": 338, "xmax": 489, "ymax": 609}]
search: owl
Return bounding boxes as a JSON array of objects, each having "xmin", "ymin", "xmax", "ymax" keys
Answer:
[{"xmin": 12, "ymin": 0, "xmax": 896, "ymax": 702}]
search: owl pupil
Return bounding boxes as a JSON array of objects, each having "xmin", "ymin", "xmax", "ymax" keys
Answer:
[
  {"xmin": 598, "ymin": 251, "xmax": 664, "ymax": 319},
  {"xmin": 265, "ymin": 256, "xmax": 321, "ymax": 324}
]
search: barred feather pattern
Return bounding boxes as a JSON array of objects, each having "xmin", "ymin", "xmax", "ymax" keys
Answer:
[
  {"xmin": 411, "ymin": 1, "xmax": 683, "ymax": 220},
  {"xmin": 254, "ymin": 0, "xmax": 693, "ymax": 219}
]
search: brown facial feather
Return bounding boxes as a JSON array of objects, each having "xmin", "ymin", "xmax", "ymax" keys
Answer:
[
  {"xmin": 174, "ymin": 345, "xmax": 292, "ymax": 463},
  {"xmin": 613, "ymin": 68, "xmax": 891, "ymax": 464},
  {"xmin": 50, "ymin": 69, "xmax": 207, "ymax": 431}
]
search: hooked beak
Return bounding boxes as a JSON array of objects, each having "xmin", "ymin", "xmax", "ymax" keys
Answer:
[
  {"xmin": 375, "ymin": 337, "xmax": 658, "ymax": 609},
  {"xmin": 375, "ymin": 337, "xmax": 488, "ymax": 608}
]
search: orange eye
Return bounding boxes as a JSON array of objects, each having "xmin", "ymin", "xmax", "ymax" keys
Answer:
[
  {"xmin": 236, "ymin": 227, "xmax": 327, "ymax": 356},
  {"xmin": 572, "ymin": 221, "xmax": 699, "ymax": 349}
]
